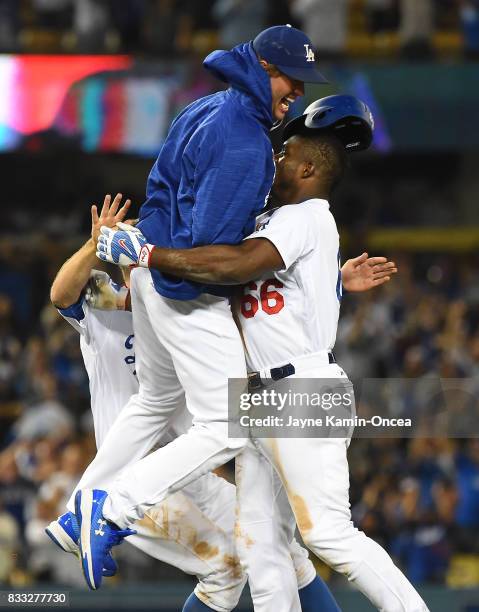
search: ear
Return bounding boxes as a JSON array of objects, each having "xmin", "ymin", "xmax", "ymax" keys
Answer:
[
  {"xmin": 260, "ymin": 59, "xmax": 280, "ymax": 78},
  {"xmin": 302, "ymin": 161, "xmax": 315, "ymax": 179}
]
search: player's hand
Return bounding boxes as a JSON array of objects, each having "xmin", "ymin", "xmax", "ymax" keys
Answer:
[
  {"xmin": 96, "ymin": 226, "xmax": 155, "ymax": 268},
  {"xmin": 341, "ymin": 252, "xmax": 397, "ymax": 293},
  {"xmin": 91, "ymin": 193, "xmax": 132, "ymax": 244},
  {"xmin": 116, "ymin": 221, "xmax": 141, "ymax": 232}
]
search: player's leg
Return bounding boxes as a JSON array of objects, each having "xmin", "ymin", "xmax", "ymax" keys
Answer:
[
  {"xmin": 182, "ymin": 469, "xmax": 340, "ymax": 611},
  {"xmin": 258, "ymin": 434, "xmax": 429, "ymax": 612},
  {"xmin": 268, "ymin": 466, "xmax": 341, "ymax": 612},
  {"xmin": 298, "ymin": 577, "xmax": 341, "ymax": 612},
  {"xmin": 76, "ymin": 281, "xmax": 249, "ymax": 589},
  {"xmin": 289, "ymin": 538, "xmax": 340, "ymax": 612},
  {"xmin": 235, "ymin": 442, "xmax": 341, "ymax": 612},
  {"xmin": 128, "ymin": 487, "xmax": 245, "ymax": 612},
  {"xmin": 181, "ymin": 473, "xmax": 246, "ymax": 610},
  {"xmin": 102, "ymin": 286, "xmax": 248, "ymax": 528},
  {"xmin": 182, "ymin": 595, "xmax": 215, "ymax": 611},
  {"xmin": 74, "ymin": 270, "xmax": 221, "ymax": 590},
  {"xmin": 235, "ymin": 442, "xmax": 302, "ymax": 612},
  {"xmin": 94, "ymin": 407, "xmax": 246, "ymax": 610},
  {"xmin": 61, "ymin": 389, "xmax": 245, "ymax": 609},
  {"xmin": 179, "ymin": 472, "xmax": 236, "ymax": 535},
  {"xmin": 53, "ymin": 267, "xmax": 243, "ymax": 602}
]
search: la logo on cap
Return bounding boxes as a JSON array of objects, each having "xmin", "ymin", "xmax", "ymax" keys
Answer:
[{"xmin": 304, "ymin": 44, "xmax": 315, "ymax": 62}]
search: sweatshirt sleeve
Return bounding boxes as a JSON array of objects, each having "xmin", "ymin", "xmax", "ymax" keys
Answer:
[{"xmin": 190, "ymin": 122, "xmax": 272, "ymax": 247}]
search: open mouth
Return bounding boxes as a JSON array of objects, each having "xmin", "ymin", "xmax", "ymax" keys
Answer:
[{"xmin": 279, "ymin": 96, "xmax": 295, "ymax": 115}]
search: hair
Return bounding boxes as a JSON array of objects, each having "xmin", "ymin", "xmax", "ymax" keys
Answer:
[
  {"xmin": 299, "ymin": 133, "xmax": 348, "ymax": 191},
  {"xmin": 256, "ymin": 54, "xmax": 281, "ymax": 77}
]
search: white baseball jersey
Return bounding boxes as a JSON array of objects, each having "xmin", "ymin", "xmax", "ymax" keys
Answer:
[
  {"xmin": 235, "ymin": 200, "xmax": 429, "ymax": 612},
  {"xmin": 59, "ymin": 300, "xmax": 191, "ymax": 446},
  {"xmin": 239, "ymin": 198, "xmax": 342, "ymax": 372},
  {"xmin": 59, "ymin": 300, "xmax": 138, "ymax": 448}
]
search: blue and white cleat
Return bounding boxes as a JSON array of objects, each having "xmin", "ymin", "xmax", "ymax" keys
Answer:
[
  {"xmin": 45, "ymin": 511, "xmax": 118, "ymax": 577},
  {"xmin": 75, "ymin": 489, "xmax": 136, "ymax": 590}
]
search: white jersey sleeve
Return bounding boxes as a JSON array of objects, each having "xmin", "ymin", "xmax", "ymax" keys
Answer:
[
  {"xmin": 245, "ymin": 204, "xmax": 316, "ymax": 270},
  {"xmin": 57, "ymin": 298, "xmax": 91, "ymax": 344}
]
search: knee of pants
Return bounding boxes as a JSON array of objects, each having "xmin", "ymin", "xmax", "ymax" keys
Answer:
[
  {"xmin": 195, "ymin": 571, "xmax": 247, "ymax": 612},
  {"xmin": 202, "ymin": 424, "xmax": 248, "ymax": 453},
  {"xmin": 225, "ymin": 436, "xmax": 248, "ymax": 453},
  {"xmin": 299, "ymin": 511, "xmax": 359, "ymax": 557},
  {"xmin": 234, "ymin": 525, "xmax": 252, "ymax": 564}
]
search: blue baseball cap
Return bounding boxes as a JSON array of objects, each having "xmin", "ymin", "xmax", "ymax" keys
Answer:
[{"xmin": 253, "ymin": 25, "xmax": 328, "ymax": 84}]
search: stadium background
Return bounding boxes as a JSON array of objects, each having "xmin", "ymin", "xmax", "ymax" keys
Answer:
[{"xmin": 1, "ymin": 0, "xmax": 479, "ymax": 610}]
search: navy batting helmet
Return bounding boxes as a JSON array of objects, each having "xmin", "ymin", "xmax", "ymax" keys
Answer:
[{"xmin": 282, "ymin": 94, "xmax": 374, "ymax": 151}]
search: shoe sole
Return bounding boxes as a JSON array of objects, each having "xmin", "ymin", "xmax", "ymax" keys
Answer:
[
  {"xmin": 75, "ymin": 489, "xmax": 98, "ymax": 590},
  {"xmin": 45, "ymin": 521, "xmax": 78, "ymax": 554},
  {"xmin": 45, "ymin": 517, "xmax": 113, "ymax": 576}
]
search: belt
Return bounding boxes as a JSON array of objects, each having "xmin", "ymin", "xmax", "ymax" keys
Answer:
[{"xmin": 248, "ymin": 351, "xmax": 336, "ymax": 390}]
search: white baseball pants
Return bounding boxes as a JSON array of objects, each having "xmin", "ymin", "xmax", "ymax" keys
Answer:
[
  {"xmin": 68, "ymin": 267, "xmax": 248, "ymax": 524},
  {"xmin": 65, "ymin": 268, "xmax": 317, "ymax": 609},
  {"xmin": 130, "ymin": 473, "xmax": 245, "ymax": 611},
  {"xmin": 236, "ymin": 443, "xmax": 311, "ymax": 612},
  {"xmin": 128, "ymin": 466, "xmax": 315, "ymax": 611},
  {"xmin": 237, "ymin": 362, "xmax": 429, "ymax": 612}
]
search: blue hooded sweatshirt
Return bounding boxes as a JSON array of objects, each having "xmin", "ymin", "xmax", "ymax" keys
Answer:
[{"xmin": 137, "ymin": 42, "xmax": 275, "ymax": 300}]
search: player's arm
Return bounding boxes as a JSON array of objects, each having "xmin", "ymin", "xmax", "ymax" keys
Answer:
[
  {"xmin": 51, "ymin": 193, "xmax": 131, "ymax": 308},
  {"xmin": 98, "ymin": 228, "xmax": 284, "ymax": 285},
  {"xmin": 51, "ymin": 238, "xmax": 98, "ymax": 308},
  {"xmin": 148, "ymin": 238, "xmax": 284, "ymax": 284}
]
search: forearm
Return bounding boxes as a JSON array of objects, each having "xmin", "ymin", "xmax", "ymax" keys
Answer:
[
  {"xmin": 50, "ymin": 239, "xmax": 98, "ymax": 308},
  {"xmin": 149, "ymin": 244, "xmax": 257, "ymax": 285},
  {"xmin": 98, "ymin": 228, "xmax": 281, "ymax": 283},
  {"xmin": 340, "ymin": 261, "xmax": 351, "ymax": 290}
]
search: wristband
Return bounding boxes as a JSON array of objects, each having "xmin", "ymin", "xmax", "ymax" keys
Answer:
[{"xmin": 138, "ymin": 243, "xmax": 155, "ymax": 268}]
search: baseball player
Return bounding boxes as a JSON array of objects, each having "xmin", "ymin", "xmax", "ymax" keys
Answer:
[
  {"xmin": 47, "ymin": 194, "xmax": 341, "ymax": 612},
  {"xmin": 69, "ymin": 25, "xmax": 332, "ymax": 593},
  {"xmin": 97, "ymin": 95, "xmax": 429, "ymax": 611}
]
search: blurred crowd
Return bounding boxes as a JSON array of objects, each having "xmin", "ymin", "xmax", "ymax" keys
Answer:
[
  {"xmin": 1, "ymin": 241, "xmax": 479, "ymax": 588},
  {"xmin": 335, "ymin": 252, "xmax": 479, "ymax": 586},
  {"xmin": 0, "ymin": 0, "xmax": 478, "ymax": 59}
]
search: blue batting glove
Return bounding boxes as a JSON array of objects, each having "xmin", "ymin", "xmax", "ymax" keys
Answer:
[{"xmin": 96, "ymin": 226, "xmax": 155, "ymax": 267}]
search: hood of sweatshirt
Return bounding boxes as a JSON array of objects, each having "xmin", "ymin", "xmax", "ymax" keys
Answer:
[{"xmin": 203, "ymin": 42, "xmax": 273, "ymax": 129}]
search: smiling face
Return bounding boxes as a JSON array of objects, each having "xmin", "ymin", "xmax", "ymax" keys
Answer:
[
  {"xmin": 271, "ymin": 72, "xmax": 305, "ymax": 121},
  {"xmin": 272, "ymin": 133, "xmax": 346, "ymax": 205},
  {"xmin": 271, "ymin": 137, "xmax": 306, "ymax": 203},
  {"xmin": 260, "ymin": 60, "xmax": 305, "ymax": 121}
]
